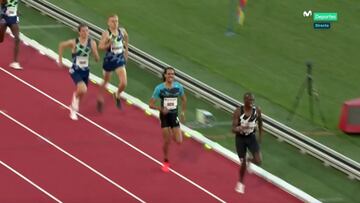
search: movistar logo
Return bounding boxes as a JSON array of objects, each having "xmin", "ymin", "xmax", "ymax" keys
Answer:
[{"xmin": 303, "ymin": 10, "xmax": 313, "ymax": 17}]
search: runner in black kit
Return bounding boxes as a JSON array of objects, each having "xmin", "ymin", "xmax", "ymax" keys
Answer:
[{"xmin": 232, "ymin": 92, "xmax": 263, "ymax": 194}]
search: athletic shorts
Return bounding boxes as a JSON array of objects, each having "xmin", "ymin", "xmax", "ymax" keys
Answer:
[
  {"xmin": 0, "ymin": 15, "xmax": 19, "ymax": 26},
  {"xmin": 102, "ymin": 54, "xmax": 126, "ymax": 72},
  {"xmin": 160, "ymin": 112, "xmax": 180, "ymax": 128},
  {"xmin": 70, "ymin": 68, "xmax": 89, "ymax": 86},
  {"xmin": 235, "ymin": 133, "xmax": 260, "ymax": 159}
]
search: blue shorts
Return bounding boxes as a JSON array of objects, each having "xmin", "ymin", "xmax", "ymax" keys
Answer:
[
  {"xmin": 70, "ymin": 68, "xmax": 90, "ymax": 86},
  {"xmin": 0, "ymin": 15, "xmax": 19, "ymax": 26},
  {"xmin": 102, "ymin": 54, "xmax": 126, "ymax": 72}
]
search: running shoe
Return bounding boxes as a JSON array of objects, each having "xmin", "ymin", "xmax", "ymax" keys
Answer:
[
  {"xmin": 113, "ymin": 92, "xmax": 122, "ymax": 109},
  {"xmin": 9, "ymin": 62, "xmax": 22, "ymax": 70},
  {"xmin": 161, "ymin": 162, "xmax": 170, "ymax": 173},
  {"xmin": 69, "ymin": 106, "xmax": 78, "ymax": 120},
  {"xmin": 235, "ymin": 182, "xmax": 245, "ymax": 194}
]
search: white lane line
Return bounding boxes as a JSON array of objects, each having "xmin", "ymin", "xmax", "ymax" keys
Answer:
[
  {"xmin": 0, "ymin": 67, "xmax": 226, "ymax": 203},
  {"xmin": 21, "ymin": 24, "xmax": 65, "ymax": 30},
  {"xmin": 0, "ymin": 111, "xmax": 146, "ymax": 203},
  {"xmin": 0, "ymin": 160, "xmax": 63, "ymax": 203}
]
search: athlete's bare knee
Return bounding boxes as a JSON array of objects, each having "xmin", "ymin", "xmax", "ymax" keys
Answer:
[
  {"xmin": 119, "ymin": 81, "xmax": 127, "ymax": 90},
  {"xmin": 253, "ymin": 157, "xmax": 262, "ymax": 166},
  {"xmin": 164, "ymin": 137, "xmax": 171, "ymax": 144},
  {"xmin": 103, "ymin": 76, "xmax": 110, "ymax": 83},
  {"xmin": 79, "ymin": 88, "xmax": 87, "ymax": 96},
  {"xmin": 100, "ymin": 81, "xmax": 107, "ymax": 89},
  {"xmin": 174, "ymin": 131, "xmax": 182, "ymax": 144}
]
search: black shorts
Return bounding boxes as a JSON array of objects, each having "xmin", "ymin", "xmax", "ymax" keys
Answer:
[
  {"xmin": 235, "ymin": 133, "xmax": 260, "ymax": 159},
  {"xmin": 160, "ymin": 112, "xmax": 180, "ymax": 128}
]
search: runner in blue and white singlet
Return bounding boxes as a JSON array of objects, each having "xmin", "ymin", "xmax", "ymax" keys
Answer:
[
  {"xmin": 0, "ymin": 0, "xmax": 22, "ymax": 69},
  {"xmin": 0, "ymin": 0, "xmax": 18, "ymax": 25},
  {"xmin": 58, "ymin": 24, "xmax": 99, "ymax": 120},
  {"xmin": 97, "ymin": 14, "xmax": 129, "ymax": 112},
  {"xmin": 102, "ymin": 27, "xmax": 126, "ymax": 71},
  {"xmin": 69, "ymin": 37, "xmax": 92, "ymax": 85}
]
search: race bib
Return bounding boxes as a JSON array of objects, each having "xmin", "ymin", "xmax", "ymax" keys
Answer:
[
  {"xmin": 163, "ymin": 97, "xmax": 177, "ymax": 110},
  {"xmin": 76, "ymin": 56, "xmax": 89, "ymax": 69},
  {"xmin": 240, "ymin": 121, "xmax": 257, "ymax": 135},
  {"xmin": 110, "ymin": 40, "xmax": 124, "ymax": 54},
  {"xmin": 6, "ymin": 7, "xmax": 17, "ymax": 17}
]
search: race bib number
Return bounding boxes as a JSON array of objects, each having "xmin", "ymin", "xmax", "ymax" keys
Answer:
[
  {"xmin": 76, "ymin": 56, "xmax": 89, "ymax": 69},
  {"xmin": 163, "ymin": 97, "xmax": 177, "ymax": 110},
  {"xmin": 6, "ymin": 7, "xmax": 17, "ymax": 17},
  {"xmin": 111, "ymin": 40, "xmax": 124, "ymax": 54},
  {"xmin": 240, "ymin": 121, "xmax": 257, "ymax": 135}
]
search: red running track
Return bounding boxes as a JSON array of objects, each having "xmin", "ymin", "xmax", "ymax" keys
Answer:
[
  {"xmin": 0, "ymin": 159, "xmax": 58, "ymax": 203},
  {"xmin": 0, "ymin": 34, "xmax": 302, "ymax": 202}
]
